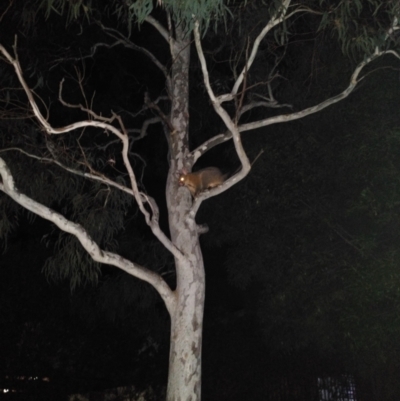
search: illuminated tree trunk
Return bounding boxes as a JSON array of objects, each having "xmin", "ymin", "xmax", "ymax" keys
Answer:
[
  {"xmin": 167, "ymin": 255, "xmax": 205, "ymax": 401},
  {"xmin": 164, "ymin": 28, "xmax": 205, "ymax": 401}
]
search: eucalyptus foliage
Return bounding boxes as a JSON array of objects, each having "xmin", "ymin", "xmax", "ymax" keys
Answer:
[{"xmin": 20, "ymin": 0, "xmax": 400, "ymax": 55}]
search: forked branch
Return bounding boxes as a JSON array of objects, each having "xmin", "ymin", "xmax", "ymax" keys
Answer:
[
  {"xmin": 0, "ymin": 157, "xmax": 176, "ymax": 315},
  {"xmin": 193, "ymin": 20, "xmax": 251, "ymax": 211},
  {"xmin": 230, "ymin": 0, "xmax": 292, "ymax": 98},
  {"xmin": 192, "ymin": 12, "xmax": 400, "ymax": 160},
  {"xmin": 239, "ymin": 47, "xmax": 400, "ymax": 133},
  {"xmin": 0, "ymin": 39, "xmax": 184, "ymax": 262}
]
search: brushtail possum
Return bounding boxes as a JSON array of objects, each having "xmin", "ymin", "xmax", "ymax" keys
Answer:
[{"xmin": 179, "ymin": 167, "xmax": 228, "ymax": 197}]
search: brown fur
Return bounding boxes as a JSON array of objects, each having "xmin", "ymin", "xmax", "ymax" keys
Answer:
[{"xmin": 179, "ymin": 167, "xmax": 227, "ymax": 197}]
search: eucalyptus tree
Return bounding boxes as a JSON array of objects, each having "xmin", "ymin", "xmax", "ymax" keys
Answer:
[{"xmin": 0, "ymin": 1, "xmax": 399, "ymax": 400}]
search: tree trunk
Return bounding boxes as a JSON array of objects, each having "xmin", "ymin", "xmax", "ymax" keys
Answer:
[
  {"xmin": 167, "ymin": 253, "xmax": 205, "ymax": 401},
  {"xmin": 165, "ymin": 27, "xmax": 205, "ymax": 401}
]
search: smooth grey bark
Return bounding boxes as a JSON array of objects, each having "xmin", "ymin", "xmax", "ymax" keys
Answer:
[{"xmin": 165, "ymin": 27, "xmax": 205, "ymax": 401}]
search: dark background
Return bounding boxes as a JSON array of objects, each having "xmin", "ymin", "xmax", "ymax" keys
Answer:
[{"xmin": 1, "ymin": 2, "xmax": 400, "ymax": 400}]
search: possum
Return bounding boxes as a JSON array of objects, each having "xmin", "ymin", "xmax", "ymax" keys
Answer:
[
  {"xmin": 179, "ymin": 150, "xmax": 264, "ymax": 198},
  {"xmin": 179, "ymin": 167, "xmax": 227, "ymax": 197}
]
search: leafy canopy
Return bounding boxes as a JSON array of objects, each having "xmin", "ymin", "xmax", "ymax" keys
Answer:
[
  {"xmin": 31, "ymin": 0, "xmax": 400, "ymax": 55},
  {"xmin": 39, "ymin": 0, "xmax": 231, "ymax": 32}
]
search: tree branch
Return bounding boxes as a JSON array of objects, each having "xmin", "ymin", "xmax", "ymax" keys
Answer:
[
  {"xmin": 0, "ymin": 40, "xmax": 185, "ymax": 263},
  {"xmin": 145, "ymin": 15, "xmax": 171, "ymax": 44},
  {"xmin": 128, "ymin": 116, "xmax": 162, "ymax": 141},
  {"xmin": 193, "ymin": 20, "xmax": 251, "ymax": 207},
  {"xmin": 190, "ymin": 1, "xmax": 297, "ymax": 167},
  {"xmin": 230, "ymin": 0, "xmax": 292, "ymax": 98},
  {"xmin": 0, "ymin": 157, "xmax": 176, "ymax": 315},
  {"xmin": 239, "ymin": 48, "xmax": 399, "ymax": 133},
  {"xmin": 0, "ymin": 0, "xmax": 14, "ymax": 22},
  {"xmin": 192, "ymin": 46, "xmax": 399, "ymax": 160},
  {"xmin": 0, "ymin": 147, "xmax": 134, "ymax": 196},
  {"xmin": 189, "ymin": 132, "xmax": 231, "ymax": 164},
  {"xmin": 192, "ymin": 8, "xmax": 399, "ymax": 166},
  {"xmin": 99, "ymin": 23, "xmax": 169, "ymax": 78}
]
